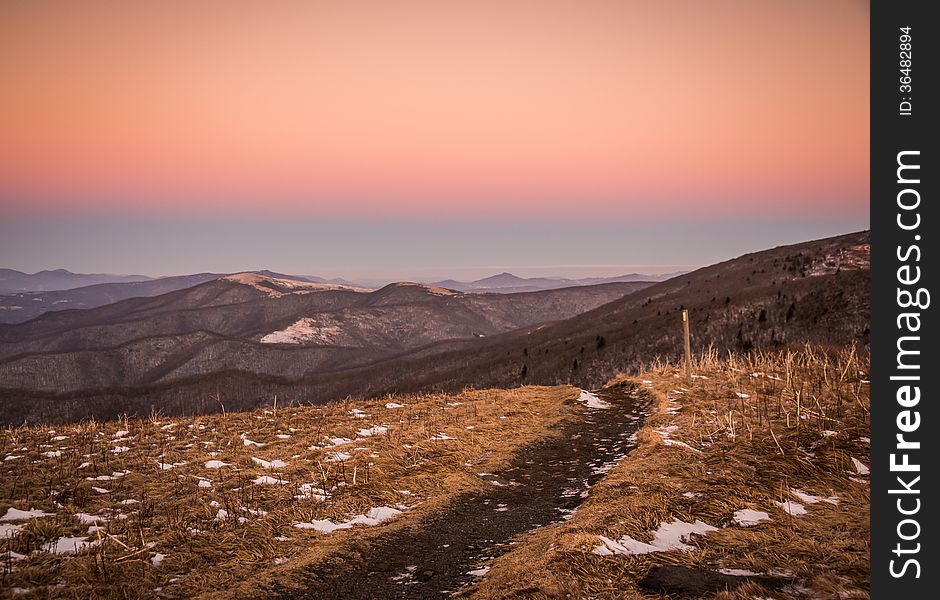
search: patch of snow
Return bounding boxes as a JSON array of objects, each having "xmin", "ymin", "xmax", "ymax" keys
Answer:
[
  {"xmin": 151, "ymin": 553, "xmax": 166, "ymax": 567},
  {"xmin": 294, "ymin": 519, "xmax": 354, "ymax": 533},
  {"xmin": 85, "ymin": 471, "xmax": 129, "ymax": 481},
  {"xmin": 774, "ymin": 500, "xmax": 808, "ymax": 516},
  {"xmin": 662, "ymin": 439, "xmax": 702, "ymax": 454},
  {"xmin": 0, "ymin": 523, "xmax": 23, "ymax": 538},
  {"xmin": 324, "ymin": 452, "xmax": 352, "ymax": 463},
  {"xmin": 430, "ymin": 432, "xmax": 454, "ymax": 441},
  {"xmin": 578, "ymin": 390, "xmax": 612, "ymax": 409},
  {"xmin": 385, "ymin": 402, "xmax": 405, "ymax": 409},
  {"xmin": 241, "ymin": 433, "xmax": 265, "ymax": 447},
  {"xmin": 157, "ymin": 461, "xmax": 186, "ymax": 470},
  {"xmin": 468, "ymin": 567, "xmax": 490, "ymax": 577},
  {"xmin": 851, "ymin": 457, "xmax": 869, "ymax": 475},
  {"xmin": 356, "ymin": 425, "xmax": 388, "ymax": 437},
  {"xmin": 261, "ymin": 318, "xmax": 342, "ymax": 344},
  {"xmin": 253, "ymin": 476, "xmax": 288, "ymax": 486},
  {"xmin": 1, "ymin": 507, "xmax": 54, "ymax": 521},
  {"xmin": 44, "ymin": 535, "xmax": 100, "ymax": 555},
  {"xmin": 205, "ymin": 460, "xmax": 230, "ymax": 469},
  {"xmin": 252, "ymin": 457, "xmax": 289, "ymax": 469},
  {"xmin": 592, "ymin": 519, "xmax": 717, "ymax": 556},
  {"xmin": 346, "ymin": 506, "xmax": 402, "ymax": 526},
  {"xmin": 732, "ymin": 509, "xmax": 771, "ymax": 527},
  {"xmin": 789, "ymin": 488, "xmax": 839, "ymax": 505},
  {"xmin": 296, "ymin": 484, "xmax": 330, "ymax": 501},
  {"xmin": 719, "ymin": 568, "xmax": 762, "ymax": 576},
  {"xmin": 75, "ymin": 513, "xmax": 107, "ymax": 525}
]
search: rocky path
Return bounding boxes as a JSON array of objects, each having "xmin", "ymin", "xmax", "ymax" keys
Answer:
[{"xmin": 272, "ymin": 385, "xmax": 649, "ymax": 599}]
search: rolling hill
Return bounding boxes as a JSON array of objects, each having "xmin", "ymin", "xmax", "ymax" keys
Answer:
[
  {"xmin": 0, "ymin": 231, "xmax": 868, "ymax": 426},
  {"xmin": 0, "ymin": 274, "xmax": 652, "ymax": 423}
]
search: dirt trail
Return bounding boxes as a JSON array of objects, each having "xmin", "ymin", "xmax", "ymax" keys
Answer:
[{"xmin": 271, "ymin": 385, "xmax": 649, "ymax": 599}]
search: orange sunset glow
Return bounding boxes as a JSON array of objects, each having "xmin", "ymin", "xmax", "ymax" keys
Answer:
[{"xmin": 1, "ymin": 0, "xmax": 868, "ymax": 219}]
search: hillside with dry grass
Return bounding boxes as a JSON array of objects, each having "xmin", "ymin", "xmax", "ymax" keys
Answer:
[
  {"xmin": 464, "ymin": 347, "xmax": 870, "ymax": 599},
  {"xmin": 1, "ymin": 346, "xmax": 869, "ymax": 599},
  {"xmin": 1, "ymin": 386, "xmax": 584, "ymax": 598}
]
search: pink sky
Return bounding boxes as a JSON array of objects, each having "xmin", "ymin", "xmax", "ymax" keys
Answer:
[{"xmin": 0, "ymin": 1, "xmax": 869, "ymax": 220}]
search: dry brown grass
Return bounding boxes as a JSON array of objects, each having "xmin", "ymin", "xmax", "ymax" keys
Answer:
[
  {"xmin": 463, "ymin": 345, "xmax": 870, "ymax": 600},
  {"xmin": 1, "ymin": 385, "xmax": 580, "ymax": 599}
]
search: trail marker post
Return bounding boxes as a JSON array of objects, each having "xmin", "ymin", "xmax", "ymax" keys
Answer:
[{"xmin": 682, "ymin": 309, "xmax": 692, "ymax": 384}]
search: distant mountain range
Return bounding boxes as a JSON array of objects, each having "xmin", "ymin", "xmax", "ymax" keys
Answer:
[
  {"xmin": 0, "ymin": 231, "xmax": 869, "ymax": 426},
  {"xmin": 430, "ymin": 271, "xmax": 681, "ymax": 294},
  {"xmin": 0, "ymin": 267, "xmax": 678, "ymax": 324},
  {"xmin": 0, "ymin": 268, "xmax": 152, "ymax": 293}
]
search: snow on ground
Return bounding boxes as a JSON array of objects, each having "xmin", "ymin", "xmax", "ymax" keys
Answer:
[
  {"xmin": 851, "ymin": 457, "xmax": 869, "ymax": 475},
  {"xmin": 296, "ymin": 484, "xmax": 330, "ymax": 501},
  {"xmin": 430, "ymin": 433, "xmax": 454, "ymax": 441},
  {"xmin": 385, "ymin": 403, "xmax": 406, "ymax": 409},
  {"xmin": 774, "ymin": 500, "xmax": 808, "ymax": 516},
  {"xmin": 240, "ymin": 433, "xmax": 265, "ymax": 447},
  {"xmin": 205, "ymin": 460, "xmax": 230, "ymax": 469},
  {"xmin": 294, "ymin": 519, "xmax": 353, "ymax": 533},
  {"xmin": 253, "ymin": 475, "xmax": 288, "ymax": 485},
  {"xmin": 294, "ymin": 506, "xmax": 404, "ymax": 532},
  {"xmin": 44, "ymin": 536, "xmax": 100, "ymax": 555},
  {"xmin": 356, "ymin": 426, "xmax": 388, "ymax": 437},
  {"xmin": 593, "ymin": 519, "xmax": 718, "ymax": 556},
  {"xmin": 468, "ymin": 567, "xmax": 491, "ymax": 577},
  {"xmin": 260, "ymin": 318, "xmax": 342, "ymax": 345},
  {"xmin": 1, "ymin": 507, "xmax": 54, "ymax": 521},
  {"xmin": 662, "ymin": 439, "xmax": 702, "ymax": 454},
  {"xmin": 75, "ymin": 513, "xmax": 107, "ymax": 525},
  {"xmin": 789, "ymin": 488, "xmax": 839, "ymax": 505},
  {"xmin": 732, "ymin": 508, "xmax": 771, "ymax": 527},
  {"xmin": 85, "ymin": 471, "xmax": 130, "ymax": 482},
  {"xmin": 578, "ymin": 390, "xmax": 611, "ymax": 409},
  {"xmin": 157, "ymin": 461, "xmax": 186, "ymax": 470},
  {"xmin": 719, "ymin": 568, "xmax": 763, "ymax": 576},
  {"xmin": 1, "ymin": 523, "xmax": 23, "ymax": 537},
  {"xmin": 252, "ymin": 457, "xmax": 289, "ymax": 469},
  {"xmin": 324, "ymin": 452, "xmax": 352, "ymax": 463}
]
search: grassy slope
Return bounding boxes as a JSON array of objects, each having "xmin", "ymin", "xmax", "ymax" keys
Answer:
[
  {"xmin": 0, "ymin": 346, "xmax": 871, "ymax": 599},
  {"xmin": 0, "ymin": 387, "xmax": 580, "ymax": 598},
  {"xmin": 465, "ymin": 346, "xmax": 870, "ymax": 599}
]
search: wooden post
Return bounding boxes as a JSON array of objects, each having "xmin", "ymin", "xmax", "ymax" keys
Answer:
[{"xmin": 682, "ymin": 309, "xmax": 692, "ymax": 384}]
